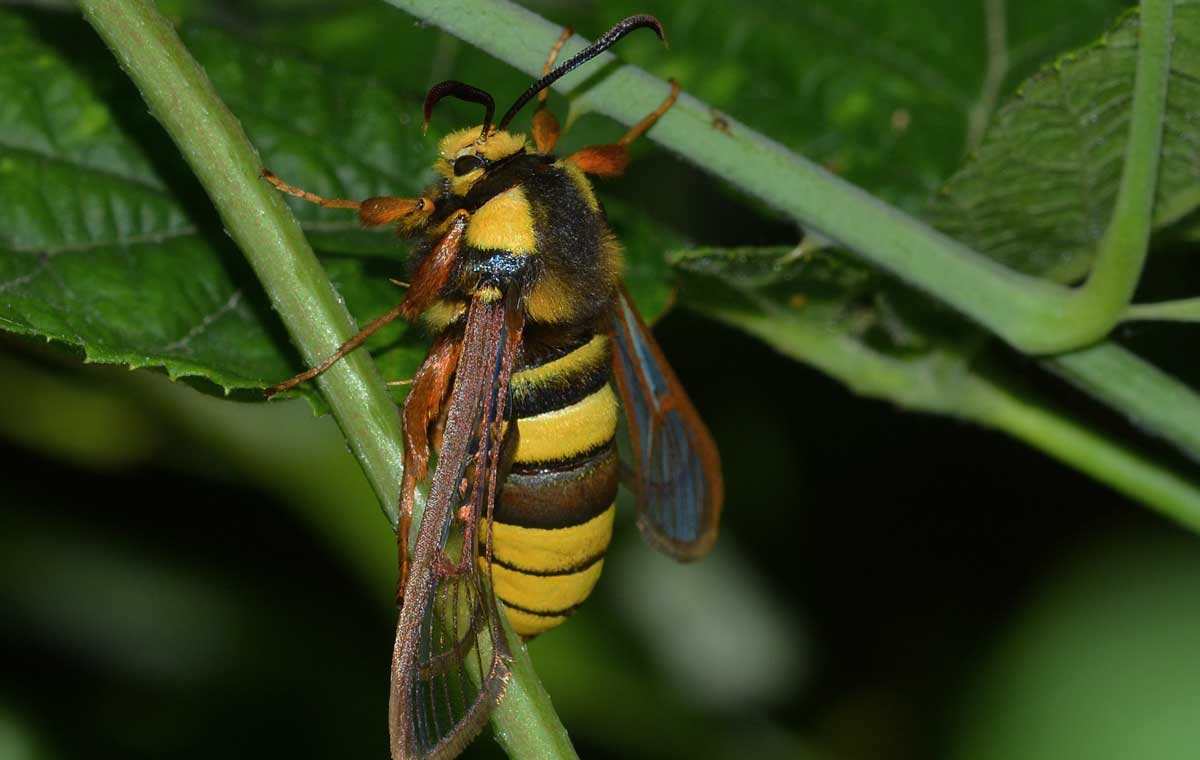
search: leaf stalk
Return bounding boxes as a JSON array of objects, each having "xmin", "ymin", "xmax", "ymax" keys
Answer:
[
  {"xmin": 1125, "ymin": 298, "xmax": 1200, "ymax": 323},
  {"xmin": 1040, "ymin": 0, "xmax": 1175, "ymax": 349}
]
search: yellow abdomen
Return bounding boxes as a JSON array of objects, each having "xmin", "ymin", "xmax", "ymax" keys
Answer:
[{"xmin": 488, "ymin": 333, "xmax": 619, "ymax": 637}]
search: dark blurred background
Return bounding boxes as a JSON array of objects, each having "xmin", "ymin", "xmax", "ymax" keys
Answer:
[{"xmin": 4, "ymin": 1, "xmax": 1200, "ymax": 760}]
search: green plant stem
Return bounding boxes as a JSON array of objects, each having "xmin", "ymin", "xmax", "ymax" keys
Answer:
[
  {"xmin": 80, "ymin": 0, "xmax": 404, "ymax": 522},
  {"xmin": 1048, "ymin": 345, "xmax": 1200, "ymax": 470},
  {"xmin": 971, "ymin": 374, "xmax": 1200, "ymax": 530},
  {"xmin": 701, "ymin": 297, "xmax": 1200, "ymax": 533},
  {"xmin": 488, "ymin": 622, "xmax": 579, "ymax": 760},
  {"xmin": 1124, "ymin": 298, "xmax": 1200, "ymax": 322},
  {"xmin": 388, "ymin": 0, "xmax": 1200, "ymax": 464},
  {"xmin": 1057, "ymin": 0, "xmax": 1174, "ymax": 346},
  {"xmin": 81, "ymin": 2, "xmax": 570, "ymax": 758}
]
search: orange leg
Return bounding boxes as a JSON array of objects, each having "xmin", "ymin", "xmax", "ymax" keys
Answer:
[
  {"xmin": 396, "ymin": 333, "xmax": 462, "ymax": 602},
  {"xmin": 399, "ymin": 210, "xmax": 470, "ymax": 321},
  {"xmin": 618, "ymin": 78, "xmax": 681, "ymax": 146},
  {"xmin": 264, "ymin": 212, "xmax": 466, "ymax": 398},
  {"xmin": 259, "ymin": 171, "xmax": 447, "ymax": 398},
  {"xmin": 261, "ymin": 168, "xmax": 434, "ymax": 228},
  {"xmin": 532, "ymin": 26, "xmax": 573, "ymax": 154},
  {"xmin": 265, "ymin": 302, "xmax": 408, "ymax": 398},
  {"xmin": 566, "ymin": 79, "xmax": 681, "ymax": 176}
]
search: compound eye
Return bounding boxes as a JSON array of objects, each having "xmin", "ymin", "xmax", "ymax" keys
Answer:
[{"xmin": 453, "ymin": 154, "xmax": 485, "ymax": 176}]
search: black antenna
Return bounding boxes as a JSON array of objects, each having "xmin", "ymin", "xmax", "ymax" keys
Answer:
[
  {"xmin": 497, "ymin": 15, "xmax": 666, "ymax": 129},
  {"xmin": 423, "ymin": 81, "xmax": 496, "ymax": 139}
]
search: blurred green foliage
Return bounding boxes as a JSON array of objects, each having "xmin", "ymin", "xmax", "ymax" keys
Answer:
[{"xmin": 4, "ymin": 1, "xmax": 1200, "ymax": 760}]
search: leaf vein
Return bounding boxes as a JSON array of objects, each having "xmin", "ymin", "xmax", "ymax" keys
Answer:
[
  {"xmin": 0, "ymin": 138, "xmax": 167, "ymax": 196},
  {"xmin": 3, "ymin": 226, "xmax": 199, "ymax": 257},
  {"xmin": 163, "ymin": 289, "xmax": 245, "ymax": 354}
]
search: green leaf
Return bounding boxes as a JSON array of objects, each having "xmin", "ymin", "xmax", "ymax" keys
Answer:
[
  {"xmin": 0, "ymin": 13, "xmax": 277, "ymax": 388},
  {"xmin": 0, "ymin": 13, "xmax": 424, "ymax": 398},
  {"xmin": 929, "ymin": 2, "xmax": 1200, "ymax": 282}
]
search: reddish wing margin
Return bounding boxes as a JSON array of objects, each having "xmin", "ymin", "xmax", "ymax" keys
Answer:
[
  {"xmin": 609, "ymin": 286, "xmax": 723, "ymax": 561},
  {"xmin": 389, "ymin": 288, "xmax": 523, "ymax": 760}
]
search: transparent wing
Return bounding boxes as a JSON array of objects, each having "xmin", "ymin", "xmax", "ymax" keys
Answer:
[
  {"xmin": 609, "ymin": 286, "xmax": 723, "ymax": 560},
  {"xmin": 389, "ymin": 289, "xmax": 522, "ymax": 760}
]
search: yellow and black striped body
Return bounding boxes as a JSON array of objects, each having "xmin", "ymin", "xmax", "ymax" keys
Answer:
[
  {"xmin": 494, "ymin": 333, "xmax": 619, "ymax": 636},
  {"xmin": 410, "ymin": 127, "xmax": 624, "ymax": 637}
]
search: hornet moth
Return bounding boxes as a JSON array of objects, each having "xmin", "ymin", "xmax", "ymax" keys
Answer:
[{"xmin": 262, "ymin": 15, "xmax": 723, "ymax": 760}]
